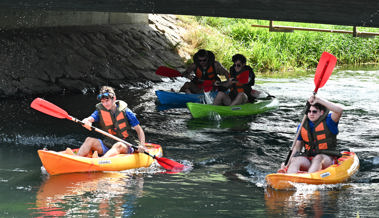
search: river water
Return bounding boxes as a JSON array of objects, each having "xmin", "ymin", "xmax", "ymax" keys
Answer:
[{"xmin": 0, "ymin": 66, "xmax": 378, "ymax": 217}]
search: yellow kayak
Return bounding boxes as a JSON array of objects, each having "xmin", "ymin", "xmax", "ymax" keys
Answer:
[
  {"xmin": 38, "ymin": 143, "xmax": 163, "ymax": 175},
  {"xmin": 265, "ymin": 151, "xmax": 359, "ymax": 190}
]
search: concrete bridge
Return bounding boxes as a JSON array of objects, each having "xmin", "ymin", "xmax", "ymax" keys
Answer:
[{"xmin": 0, "ymin": 0, "xmax": 378, "ymax": 28}]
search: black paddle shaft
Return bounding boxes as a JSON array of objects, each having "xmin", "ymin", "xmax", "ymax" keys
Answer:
[
  {"xmin": 71, "ymin": 117, "xmax": 147, "ymax": 155},
  {"xmin": 284, "ymin": 101, "xmax": 312, "ymax": 166}
]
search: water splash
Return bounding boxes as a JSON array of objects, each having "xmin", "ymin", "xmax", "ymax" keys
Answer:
[{"xmin": 0, "ymin": 133, "xmax": 81, "ymax": 148}]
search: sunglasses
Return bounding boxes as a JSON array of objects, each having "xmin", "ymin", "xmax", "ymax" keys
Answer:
[
  {"xmin": 97, "ymin": 92, "xmax": 114, "ymax": 100},
  {"xmin": 198, "ymin": 58, "xmax": 208, "ymax": 63},
  {"xmin": 307, "ymin": 110, "xmax": 319, "ymax": 114},
  {"xmin": 235, "ymin": 64, "xmax": 242, "ymax": 68}
]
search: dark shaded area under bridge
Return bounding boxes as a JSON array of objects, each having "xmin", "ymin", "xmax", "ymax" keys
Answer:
[{"xmin": 1, "ymin": 0, "xmax": 378, "ymax": 28}]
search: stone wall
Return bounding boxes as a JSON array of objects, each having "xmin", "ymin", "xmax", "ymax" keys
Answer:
[{"xmin": 0, "ymin": 14, "xmax": 189, "ymax": 97}]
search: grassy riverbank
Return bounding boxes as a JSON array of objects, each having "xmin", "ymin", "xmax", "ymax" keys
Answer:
[{"xmin": 178, "ymin": 16, "xmax": 379, "ymax": 77}]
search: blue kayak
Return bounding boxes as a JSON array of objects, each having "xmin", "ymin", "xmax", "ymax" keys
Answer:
[{"xmin": 155, "ymin": 90, "xmax": 217, "ymax": 105}]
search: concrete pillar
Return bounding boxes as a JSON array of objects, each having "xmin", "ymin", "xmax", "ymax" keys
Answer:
[{"xmin": 0, "ymin": 9, "xmax": 148, "ymax": 29}]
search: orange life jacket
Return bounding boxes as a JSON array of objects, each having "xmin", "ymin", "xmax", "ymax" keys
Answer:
[
  {"xmin": 195, "ymin": 65, "xmax": 217, "ymax": 82},
  {"xmin": 96, "ymin": 100, "xmax": 131, "ymax": 142},
  {"xmin": 229, "ymin": 66, "xmax": 255, "ymax": 99},
  {"xmin": 300, "ymin": 110, "xmax": 338, "ymax": 156}
]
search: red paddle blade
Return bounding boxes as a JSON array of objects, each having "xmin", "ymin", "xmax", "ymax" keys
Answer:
[
  {"xmin": 202, "ymin": 80, "xmax": 213, "ymax": 92},
  {"xmin": 31, "ymin": 98, "xmax": 71, "ymax": 120},
  {"xmin": 314, "ymin": 52, "xmax": 337, "ymax": 93},
  {"xmin": 156, "ymin": 157, "xmax": 185, "ymax": 172},
  {"xmin": 155, "ymin": 66, "xmax": 182, "ymax": 77},
  {"xmin": 238, "ymin": 70, "xmax": 249, "ymax": 84}
]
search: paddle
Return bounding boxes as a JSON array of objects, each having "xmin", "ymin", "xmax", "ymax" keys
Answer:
[
  {"xmin": 237, "ymin": 70, "xmax": 249, "ymax": 84},
  {"xmin": 156, "ymin": 65, "xmax": 249, "ymax": 84},
  {"xmin": 30, "ymin": 98, "xmax": 185, "ymax": 172},
  {"xmin": 283, "ymin": 52, "xmax": 337, "ymax": 167},
  {"xmin": 155, "ymin": 66, "xmax": 182, "ymax": 77}
]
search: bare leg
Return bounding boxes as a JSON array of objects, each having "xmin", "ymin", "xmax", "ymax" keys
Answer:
[
  {"xmin": 230, "ymin": 93, "xmax": 248, "ymax": 106},
  {"xmin": 287, "ymin": 156, "xmax": 311, "ymax": 174},
  {"xmin": 213, "ymin": 92, "xmax": 231, "ymax": 105},
  {"xmin": 77, "ymin": 137, "xmax": 103, "ymax": 157},
  {"xmin": 179, "ymin": 82, "xmax": 202, "ymax": 94},
  {"xmin": 102, "ymin": 142, "xmax": 128, "ymax": 158},
  {"xmin": 64, "ymin": 147, "xmax": 75, "ymax": 155},
  {"xmin": 179, "ymin": 82, "xmax": 191, "ymax": 93},
  {"xmin": 308, "ymin": 154, "xmax": 333, "ymax": 173},
  {"xmin": 189, "ymin": 83, "xmax": 202, "ymax": 94},
  {"xmin": 213, "ymin": 92, "xmax": 223, "ymax": 105}
]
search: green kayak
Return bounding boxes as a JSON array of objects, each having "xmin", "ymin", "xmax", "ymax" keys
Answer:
[{"xmin": 187, "ymin": 98, "xmax": 279, "ymax": 118}]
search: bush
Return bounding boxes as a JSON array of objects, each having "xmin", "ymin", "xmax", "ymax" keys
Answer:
[{"xmin": 180, "ymin": 16, "xmax": 379, "ymax": 76}]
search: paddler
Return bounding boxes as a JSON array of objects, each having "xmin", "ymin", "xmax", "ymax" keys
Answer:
[
  {"xmin": 179, "ymin": 49, "xmax": 229, "ymax": 94},
  {"xmin": 279, "ymin": 95, "xmax": 344, "ymax": 173},
  {"xmin": 67, "ymin": 86, "xmax": 147, "ymax": 157},
  {"xmin": 213, "ymin": 54, "xmax": 256, "ymax": 106}
]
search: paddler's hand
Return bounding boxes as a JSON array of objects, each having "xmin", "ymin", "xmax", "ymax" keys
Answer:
[
  {"xmin": 82, "ymin": 118, "xmax": 92, "ymax": 130},
  {"xmin": 231, "ymin": 78, "xmax": 238, "ymax": 84},
  {"xmin": 137, "ymin": 143, "xmax": 147, "ymax": 153},
  {"xmin": 182, "ymin": 71, "xmax": 193, "ymax": 80},
  {"xmin": 277, "ymin": 163, "xmax": 287, "ymax": 174},
  {"xmin": 308, "ymin": 95, "xmax": 319, "ymax": 105},
  {"xmin": 220, "ymin": 79, "xmax": 234, "ymax": 88}
]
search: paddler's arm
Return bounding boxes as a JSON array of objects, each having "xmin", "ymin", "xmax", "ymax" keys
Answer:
[
  {"xmin": 133, "ymin": 124, "xmax": 146, "ymax": 153},
  {"xmin": 308, "ymin": 96, "xmax": 343, "ymax": 123},
  {"xmin": 214, "ymin": 61, "xmax": 230, "ymax": 78},
  {"xmin": 181, "ymin": 64, "xmax": 196, "ymax": 79},
  {"xmin": 214, "ymin": 61, "xmax": 231, "ymax": 87}
]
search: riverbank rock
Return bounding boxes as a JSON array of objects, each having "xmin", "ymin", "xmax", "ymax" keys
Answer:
[{"xmin": 0, "ymin": 14, "xmax": 190, "ymax": 98}]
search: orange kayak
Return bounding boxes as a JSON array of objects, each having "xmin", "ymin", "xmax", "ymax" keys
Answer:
[
  {"xmin": 265, "ymin": 151, "xmax": 359, "ymax": 190},
  {"xmin": 38, "ymin": 143, "xmax": 163, "ymax": 175}
]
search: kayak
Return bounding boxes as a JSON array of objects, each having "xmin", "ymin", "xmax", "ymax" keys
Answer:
[
  {"xmin": 265, "ymin": 151, "xmax": 359, "ymax": 190},
  {"xmin": 38, "ymin": 143, "xmax": 163, "ymax": 175},
  {"xmin": 155, "ymin": 90, "xmax": 217, "ymax": 105},
  {"xmin": 186, "ymin": 98, "xmax": 279, "ymax": 118}
]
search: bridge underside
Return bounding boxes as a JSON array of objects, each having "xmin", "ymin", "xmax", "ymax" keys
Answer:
[{"xmin": 1, "ymin": 0, "xmax": 378, "ymax": 28}]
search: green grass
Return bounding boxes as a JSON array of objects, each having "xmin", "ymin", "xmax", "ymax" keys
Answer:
[{"xmin": 179, "ymin": 16, "xmax": 379, "ymax": 77}]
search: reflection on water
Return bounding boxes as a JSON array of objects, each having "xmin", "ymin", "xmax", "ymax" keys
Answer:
[
  {"xmin": 186, "ymin": 116, "xmax": 252, "ymax": 131},
  {"xmin": 31, "ymin": 172, "xmax": 144, "ymax": 217},
  {"xmin": 265, "ymin": 186, "xmax": 341, "ymax": 217}
]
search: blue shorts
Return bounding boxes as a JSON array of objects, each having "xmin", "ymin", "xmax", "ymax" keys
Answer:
[
  {"xmin": 99, "ymin": 139, "xmax": 110, "ymax": 154},
  {"xmin": 99, "ymin": 139, "xmax": 134, "ymax": 155}
]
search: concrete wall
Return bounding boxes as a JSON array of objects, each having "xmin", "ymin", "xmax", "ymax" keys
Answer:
[{"xmin": 0, "ymin": 10, "xmax": 148, "ymax": 29}]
